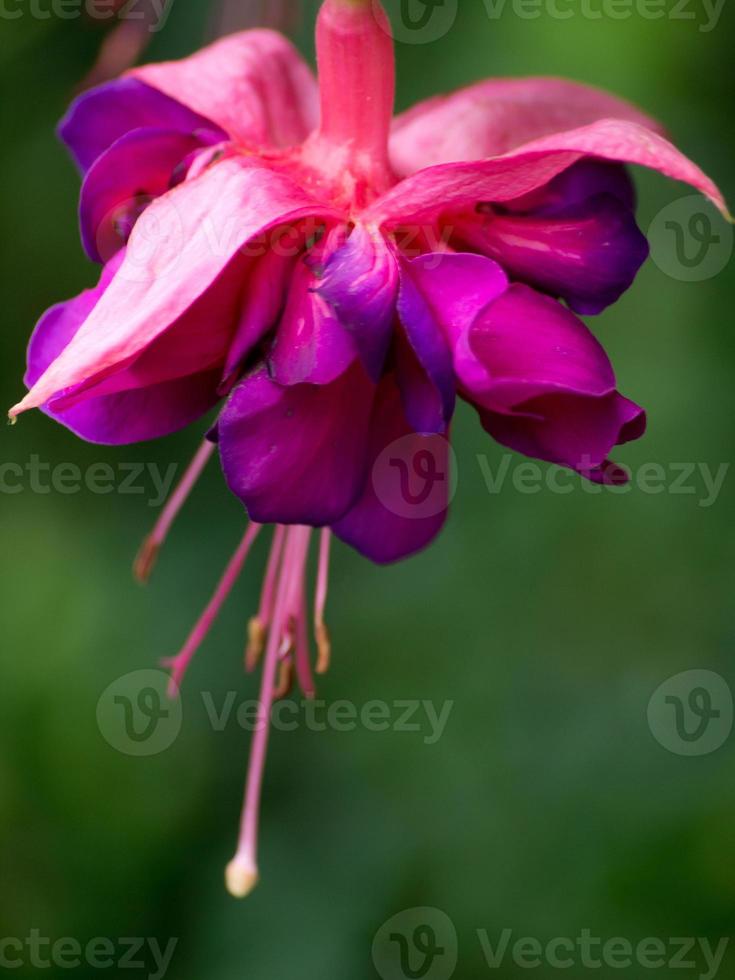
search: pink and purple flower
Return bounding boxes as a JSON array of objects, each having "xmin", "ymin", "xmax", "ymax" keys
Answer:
[{"xmin": 11, "ymin": 0, "xmax": 726, "ymax": 895}]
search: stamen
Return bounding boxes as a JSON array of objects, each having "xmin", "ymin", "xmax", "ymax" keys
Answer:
[
  {"xmin": 245, "ymin": 618, "xmax": 266, "ymax": 673},
  {"xmin": 134, "ymin": 439, "xmax": 216, "ymax": 583},
  {"xmin": 245, "ymin": 525, "xmax": 287, "ymax": 671},
  {"xmin": 294, "ymin": 592, "xmax": 316, "ymax": 699},
  {"xmin": 164, "ymin": 523, "xmax": 261, "ymax": 697},
  {"xmin": 286, "ymin": 527, "xmax": 316, "ymax": 698},
  {"xmin": 315, "ymin": 530, "xmax": 333, "ymax": 675},
  {"xmin": 273, "ymin": 529, "xmax": 310, "ymax": 697},
  {"xmin": 273, "ymin": 659, "xmax": 294, "ymax": 700},
  {"xmin": 316, "ymin": 622, "xmax": 332, "ymax": 677}
]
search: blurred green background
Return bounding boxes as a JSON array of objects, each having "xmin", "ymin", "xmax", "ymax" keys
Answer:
[{"xmin": 1, "ymin": 0, "xmax": 734, "ymax": 977}]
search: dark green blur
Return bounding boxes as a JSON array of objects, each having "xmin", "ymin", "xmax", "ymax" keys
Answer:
[{"xmin": 1, "ymin": 1, "xmax": 734, "ymax": 977}]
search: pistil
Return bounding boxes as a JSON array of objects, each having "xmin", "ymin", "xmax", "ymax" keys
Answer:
[{"xmin": 226, "ymin": 524, "xmax": 316, "ymax": 898}]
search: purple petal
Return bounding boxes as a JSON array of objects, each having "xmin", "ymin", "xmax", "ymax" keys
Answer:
[
  {"xmin": 395, "ymin": 253, "xmax": 507, "ymax": 432},
  {"xmin": 59, "ymin": 78, "xmax": 224, "ymax": 174},
  {"xmin": 26, "ymin": 258, "xmax": 220, "ymax": 444},
  {"xmin": 459, "ymin": 193, "xmax": 649, "ymax": 315},
  {"xmin": 80, "ymin": 127, "xmax": 216, "ymax": 263},
  {"xmin": 25, "ymin": 259, "xmax": 122, "ymax": 390},
  {"xmin": 218, "ymin": 362, "xmax": 376, "ymax": 526},
  {"xmin": 393, "ymin": 324, "xmax": 450, "ymax": 436},
  {"xmin": 222, "ymin": 249, "xmax": 297, "ymax": 387},
  {"xmin": 315, "ymin": 223, "xmax": 398, "ymax": 381},
  {"xmin": 333, "ymin": 375, "xmax": 449, "ymax": 564},
  {"xmin": 504, "ymin": 159, "xmax": 636, "ymax": 214},
  {"xmin": 268, "ymin": 251, "xmax": 358, "ymax": 385},
  {"xmin": 44, "ymin": 372, "xmax": 221, "ymax": 445}
]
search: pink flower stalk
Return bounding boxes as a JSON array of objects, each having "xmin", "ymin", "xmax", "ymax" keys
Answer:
[{"xmin": 10, "ymin": 0, "xmax": 727, "ymax": 896}]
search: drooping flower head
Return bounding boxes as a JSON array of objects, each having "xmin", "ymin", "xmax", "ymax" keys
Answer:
[{"xmin": 11, "ymin": 0, "xmax": 727, "ymax": 896}]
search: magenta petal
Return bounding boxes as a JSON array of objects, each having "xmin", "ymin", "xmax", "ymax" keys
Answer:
[
  {"xmin": 79, "ymin": 127, "xmax": 215, "ymax": 263},
  {"xmin": 398, "ymin": 252, "xmax": 508, "ymax": 347},
  {"xmin": 370, "ymin": 119, "xmax": 727, "ymax": 228},
  {"xmin": 481, "ymin": 391, "xmax": 646, "ymax": 477},
  {"xmin": 390, "ymin": 77, "xmax": 663, "ymax": 175},
  {"xmin": 58, "ymin": 78, "xmax": 223, "ymax": 174},
  {"xmin": 218, "ymin": 363, "xmax": 375, "ymax": 526},
  {"xmin": 129, "ymin": 30, "xmax": 318, "ymax": 149},
  {"xmin": 462, "ymin": 284, "xmax": 646, "ymax": 471},
  {"xmin": 315, "ymin": 223, "xmax": 398, "ymax": 381},
  {"xmin": 13, "ymin": 158, "xmax": 339, "ymax": 420},
  {"xmin": 459, "ymin": 193, "xmax": 649, "ymax": 315},
  {"xmin": 468, "ymin": 284, "xmax": 617, "ymax": 405},
  {"xmin": 333, "ymin": 375, "xmax": 449, "ymax": 564},
  {"xmin": 268, "ymin": 254, "xmax": 358, "ymax": 386}
]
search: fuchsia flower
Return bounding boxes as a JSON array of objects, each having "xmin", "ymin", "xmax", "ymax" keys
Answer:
[{"xmin": 11, "ymin": 0, "xmax": 726, "ymax": 896}]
